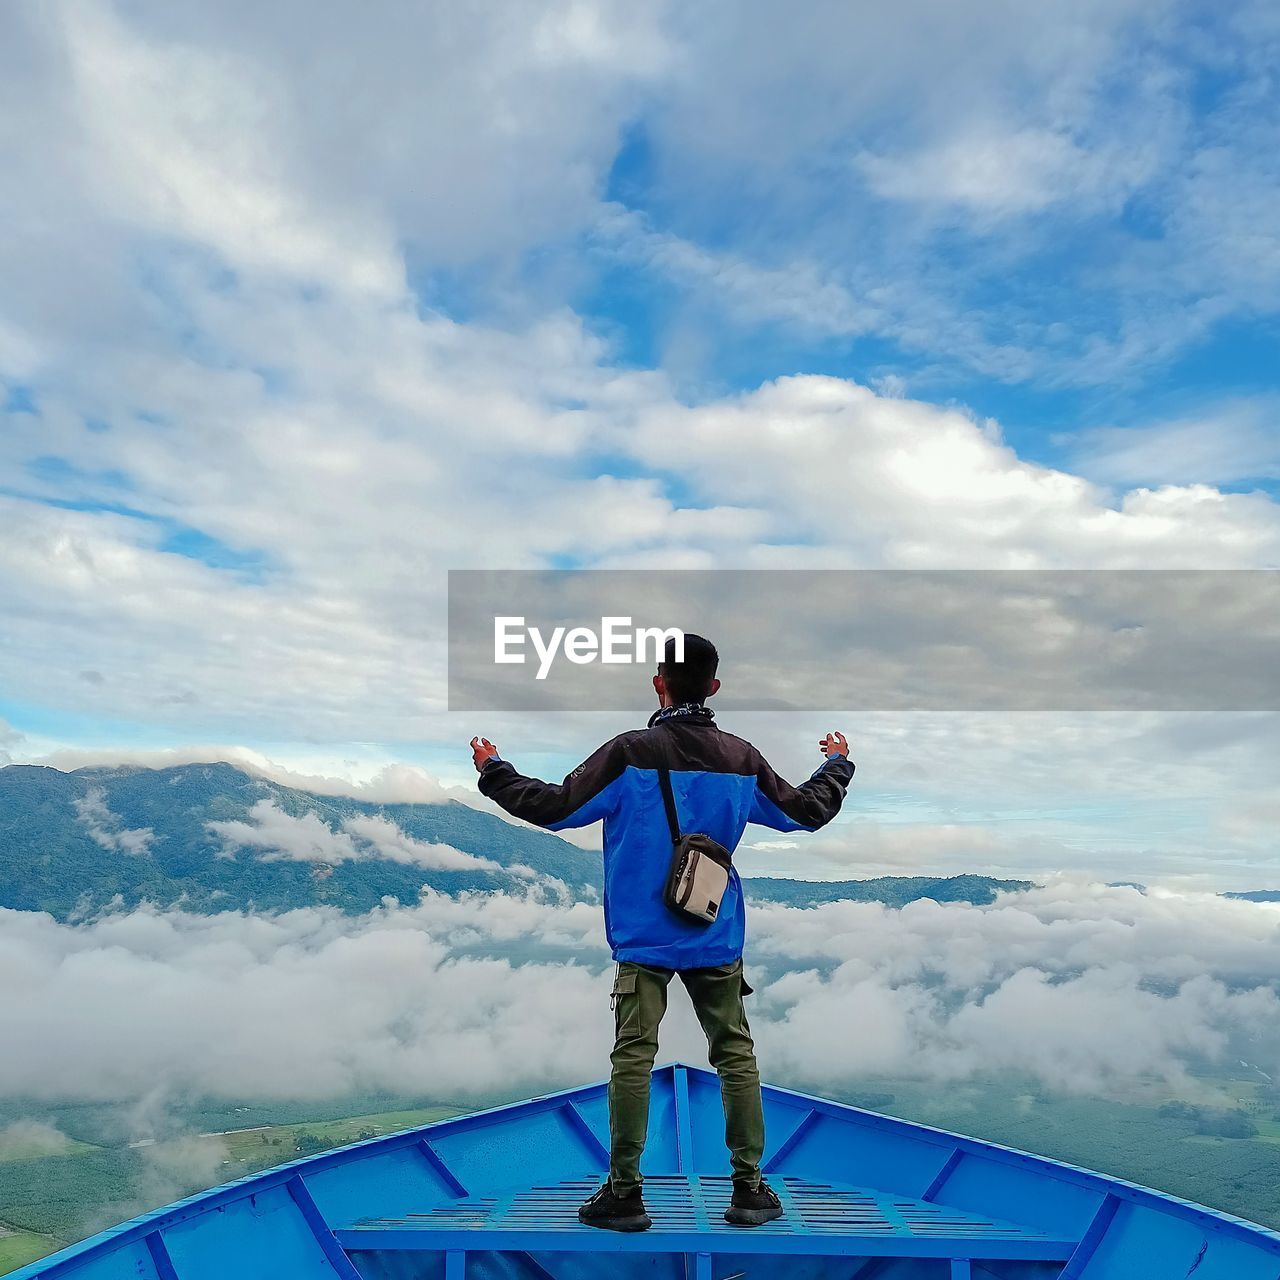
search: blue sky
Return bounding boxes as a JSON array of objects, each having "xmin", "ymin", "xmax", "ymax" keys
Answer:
[{"xmin": 0, "ymin": 0, "xmax": 1278, "ymax": 886}]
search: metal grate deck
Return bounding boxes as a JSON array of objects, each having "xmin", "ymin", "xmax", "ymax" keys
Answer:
[{"xmin": 336, "ymin": 1174, "xmax": 1079, "ymax": 1263}]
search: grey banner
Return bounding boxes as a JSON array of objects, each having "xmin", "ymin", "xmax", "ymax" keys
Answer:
[{"xmin": 447, "ymin": 570, "xmax": 1280, "ymax": 712}]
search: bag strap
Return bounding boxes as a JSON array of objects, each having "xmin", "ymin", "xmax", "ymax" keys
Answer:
[{"xmin": 656, "ymin": 765, "xmax": 682, "ymax": 845}]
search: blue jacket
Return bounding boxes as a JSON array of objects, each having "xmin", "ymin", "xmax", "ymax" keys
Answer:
[{"xmin": 478, "ymin": 705, "xmax": 855, "ymax": 969}]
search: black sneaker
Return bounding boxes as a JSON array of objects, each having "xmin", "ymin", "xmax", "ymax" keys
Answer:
[
  {"xmin": 724, "ymin": 1179, "xmax": 783, "ymax": 1226},
  {"xmin": 577, "ymin": 1181, "xmax": 652, "ymax": 1232}
]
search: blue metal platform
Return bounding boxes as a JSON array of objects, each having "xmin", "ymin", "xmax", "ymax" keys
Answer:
[
  {"xmin": 338, "ymin": 1173, "xmax": 1078, "ymax": 1266},
  {"xmin": 12, "ymin": 1064, "xmax": 1280, "ymax": 1280}
]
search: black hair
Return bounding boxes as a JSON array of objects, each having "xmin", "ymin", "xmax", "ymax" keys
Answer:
[{"xmin": 659, "ymin": 633, "xmax": 719, "ymax": 705}]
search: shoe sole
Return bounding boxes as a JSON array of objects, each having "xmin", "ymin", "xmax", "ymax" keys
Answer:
[
  {"xmin": 578, "ymin": 1213, "xmax": 652, "ymax": 1232},
  {"xmin": 724, "ymin": 1205, "xmax": 784, "ymax": 1227}
]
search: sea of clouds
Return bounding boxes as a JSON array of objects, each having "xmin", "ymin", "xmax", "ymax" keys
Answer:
[{"xmin": 2, "ymin": 881, "xmax": 1277, "ymax": 1109}]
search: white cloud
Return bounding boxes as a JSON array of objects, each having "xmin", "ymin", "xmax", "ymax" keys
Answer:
[
  {"xmin": 0, "ymin": 718, "xmax": 21, "ymax": 766},
  {"xmin": 598, "ymin": 0, "xmax": 1230, "ymax": 381},
  {"xmin": 0, "ymin": 895, "xmax": 613, "ymax": 1102},
  {"xmin": 0, "ymin": 1119, "xmax": 74, "ymax": 1158},
  {"xmin": 131, "ymin": 1133, "xmax": 230, "ymax": 1215},
  {"xmin": 342, "ymin": 814, "xmax": 500, "ymax": 873},
  {"xmin": 739, "ymin": 822, "xmax": 1053, "ymax": 882},
  {"xmin": 208, "ymin": 800, "xmax": 359, "ymax": 864},
  {"xmin": 73, "ymin": 786, "xmax": 154, "ymax": 855},
  {"xmin": 1, "ymin": 882, "xmax": 1277, "ymax": 1105},
  {"xmin": 1071, "ymin": 401, "xmax": 1280, "ymax": 488},
  {"xmin": 252, "ymin": 763, "xmax": 467, "ymax": 806},
  {"xmin": 858, "ymin": 127, "xmax": 1140, "ymax": 218},
  {"xmin": 751, "ymin": 882, "xmax": 1280, "ymax": 1094},
  {"xmin": 27, "ymin": 747, "xmax": 482, "ymax": 806},
  {"xmin": 616, "ymin": 376, "xmax": 1280, "ymax": 570},
  {"xmin": 61, "ymin": 1, "xmax": 402, "ymax": 297},
  {"xmin": 0, "ymin": 0, "xmax": 670, "ymax": 322},
  {"xmin": 208, "ymin": 800, "xmax": 500, "ymax": 872},
  {"xmin": 594, "ymin": 204, "xmax": 875, "ymax": 339},
  {"xmin": 1, "ymin": 0, "xmax": 1275, "ymax": 399}
]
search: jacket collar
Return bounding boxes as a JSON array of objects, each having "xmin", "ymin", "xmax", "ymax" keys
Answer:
[{"xmin": 648, "ymin": 702, "xmax": 716, "ymax": 728}]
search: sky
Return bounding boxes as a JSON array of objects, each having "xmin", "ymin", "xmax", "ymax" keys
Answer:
[{"xmin": 1, "ymin": 0, "xmax": 1279, "ymax": 887}]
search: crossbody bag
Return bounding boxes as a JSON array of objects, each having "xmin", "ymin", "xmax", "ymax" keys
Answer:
[{"xmin": 657, "ymin": 764, "xmax": 733, "ymax": 926}]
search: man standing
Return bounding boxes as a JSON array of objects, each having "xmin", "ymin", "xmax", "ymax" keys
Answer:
[{"xmin": 470, "ymin": 635, "xmax": 853, "ymax": 1231}]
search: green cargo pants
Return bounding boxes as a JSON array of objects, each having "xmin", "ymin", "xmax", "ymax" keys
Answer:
[{"xmin": 608, "ymin": 958, "xmax": 765, "ymax": 1196}]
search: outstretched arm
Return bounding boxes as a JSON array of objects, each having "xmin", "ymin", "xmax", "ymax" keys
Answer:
[
  {"xmin": 472, "ymin": 735, "xmax": 627, "ymax": 830},
  {"xmin": 749, "ymin": 731, "xmax": 854, "ymax": 832}
]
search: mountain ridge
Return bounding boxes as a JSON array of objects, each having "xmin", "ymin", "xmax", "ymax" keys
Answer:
[
  {"xmin": 1, "ymin": 762, "xmax": 1038, "ymax": 919},
  {"xmin": 0, "ymin": 761, "xmax": 598, "ymax": 919}
]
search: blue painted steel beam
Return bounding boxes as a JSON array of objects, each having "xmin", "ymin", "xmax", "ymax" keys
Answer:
[
  {"xmin": 846, "ymin": 1261, "xmax": 887, "ymax": 1280},
  {"xmin": 762, "ymin": 1108, "xmax": 816, "ymax": 1174},
  {"xmin": 417, "ymin": 1139, "xmax": 469, "ymax": 1198},
  {"xmin": 674, "ymin": 1066, "xmax": 694, "ymax": 1173},
  {"xmin": 1058, "ymin": 1194, "xmax": 1120, "ymax": 1280},
  {"xmin": 921, "ymin": 1148, "xmax": 964, "ymax": 1202},
  {"xmin": 519, "ymin": 1253, "xmax": 558, "ymax": 1280},
  {"xmin": 286, "ymin": 1176, "xmax": 363, "ymax": 1280},
  {"xmin": 561, "ymin": 1102, "xmax": 610, "ymax": 1167},
  {"xmin": 950, "ymin": 1261, "xmax": 972, "ymax": 1279},
  {"xmin": 143, "ymin": 1234, "xmax": 179, "ymax": 1280}
]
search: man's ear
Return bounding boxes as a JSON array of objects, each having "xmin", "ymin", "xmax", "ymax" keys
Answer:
[
  {"xmin": 707, "ymin": 677, "xmax": 721, "ymax": 699},
  {"xmin": 653, "ymin": 673, "xmax": 665, "ymax": 700}
]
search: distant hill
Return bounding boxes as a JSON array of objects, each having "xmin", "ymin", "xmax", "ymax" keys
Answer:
[
  {"xmin": 0, "ymin": 762, "xmax": 601, "ymax": 919},
  {"xmin": 745, "ymin": 873, "xmax": 1033, "ymax": 907},
  {"xmin": 1226, "ymin": 890, "xmax": 1280, "ymax": 903},
  {"xmin": 1, "ymin": 763, "xmax": 1031, "ymax": 921}
]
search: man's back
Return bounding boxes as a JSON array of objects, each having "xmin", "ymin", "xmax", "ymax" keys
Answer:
[
  {"xmin": 471, "ymin": 632, "xmax": 853, "ymax": 1231},
  {"xmin": 478, "ymin": 704, "xmax": 854, "ymax": 969}
]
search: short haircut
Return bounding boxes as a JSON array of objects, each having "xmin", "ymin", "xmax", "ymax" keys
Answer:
[{"xmin": 659, "ymin": 633, "xmax": 719, "ymax": 705}]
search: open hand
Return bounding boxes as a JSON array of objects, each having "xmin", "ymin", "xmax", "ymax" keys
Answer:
[
  {"xmin": 470, "ymin": 736, "xmax": 500, "ymax": 771},
  {"xmin": 818, "ymin": 731, "xmax": 849, "ymax": 760}
]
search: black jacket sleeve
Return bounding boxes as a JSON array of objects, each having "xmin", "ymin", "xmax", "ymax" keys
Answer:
[
  {"xmin": 749, "ymin": 752, "xmax": 854, "ymax": 832},
  {"xmin": 476, "ymin": 735, "xmax": 630, "ymax": 830}
]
